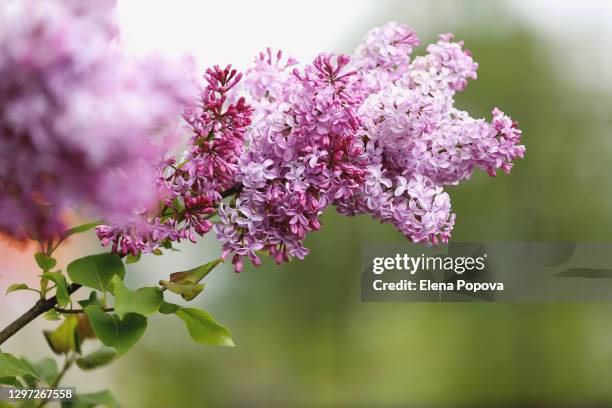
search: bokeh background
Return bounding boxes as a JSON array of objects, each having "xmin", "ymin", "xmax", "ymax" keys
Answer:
[{"xmin": 2, "ymin": 0, "xmax": 612, "ymax": 406}]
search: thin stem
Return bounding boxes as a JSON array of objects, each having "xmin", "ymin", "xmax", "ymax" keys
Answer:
[
  {"xmin": 36, "ymin": 354, "xmax": 74, "ymax": 408},
  {"xmin": 54, "ymin": 307, "xmax": 113, "ymax": 314},
  {"xmin": 0, "ymin": 284, "xmax": 81, "ymax": 346}
]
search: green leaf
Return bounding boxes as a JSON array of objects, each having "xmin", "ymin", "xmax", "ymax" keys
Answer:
[
  {"xmin": 67, "ymin": 253, "xmax": 125, "ymax": 292},
  {"xmin": 0, "ymin": 351, "xmax": 38, "ymax": 378},
  {"xmin": 63, "ymin": 221, "xmax": 101, "ymax": 239},
  {"xmin": 169, "ymin": 259, "xmax": 222, "ymax": 285},
  {"xmin": 159, "ymin": 280, "xmax": 205, "ymax": 301},
  {"xmin": 43, "ymin": 309, "xmax": 61, "ymax": 321},
  {"xmin": 84, "ymin": 305, "xmax": 147, "ymax": 355},
  {"xmin": 0, "ymin": 376, "xmax": 23, "ymax": 387},
  {"xmin": 43, "ymin": 316, "xmax": 79, "ymax": 355},
  {"xmin": 41, "ymin": 272, "xmax": 70, "ymax": 307},
  {"xmin": 159, "ymin": 303, "xmax": 233, "ymax": 347},
  {"xmin": 61, "ymin": 390, "xmax": 120, "ymax": 408},
  {"xmin": 112, "ymin": 277, "xmax": 163, "ymax": 319},
  {"xmin": 76, "ymin": 347, "xmax": 116, "ymax": 371},
  {"xmin": 78, "ymin": 291, "xmax": 101, "ymax": 309},
  {"xmin": 30, "ymin": 358, "xmax": 58, "ymax": 386},
  {"xmin": 158, "ymin": 301, "xmax": 181, "ymax": 315},
  {"xmin": 159, "ymin": 259, "xmax": 221, "ymax": 301},
  {"xmin": 124, "ymin": 253, "xmax": 141, "ymax": 264},
  {"xmin": 176, "ymin": 308, "xmax": 234, "ymax": 347},
  {"xmin": 34, "ymin": 252, "xmax": 57, "ymax": 271},
  {"xmin": 5, "ymin": 283, "xmax": 29, "ymax": 295}
]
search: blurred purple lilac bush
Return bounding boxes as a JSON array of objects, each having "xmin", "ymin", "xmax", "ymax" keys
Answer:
[{"xmin": 0, "ymin": 0, "xmax": 523, "ymax": 404}]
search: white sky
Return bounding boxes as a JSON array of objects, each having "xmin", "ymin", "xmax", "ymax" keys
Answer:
[{"xmin": 115, "ymin": 0, "xmax": 612, "ymax": 90}]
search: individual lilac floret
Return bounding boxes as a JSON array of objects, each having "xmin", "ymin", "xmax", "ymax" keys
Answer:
[{"xmin": 0, "ymin": 0, "xmax": 192, "ymax": 240}]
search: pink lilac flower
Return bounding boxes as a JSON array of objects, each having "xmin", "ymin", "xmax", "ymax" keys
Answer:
[
  {"xmin": 353, "ymin": 22, "xmax": 421, "ymax": 93},
  {"xmin": 215, "ymin": 53, "xmax": 368, "ymax": 269},
  {"xmin": 95, "ymin": 21, "xmax": 523, "ymax": 270},
  {"xmin": 217, "ymin": 22, "xmax": 524, "ymax": 270},
  {"xmin": 0, "ymin": 0, "xmax": 192, "ymax": 240},
  {"xmin": 97, "ymin": 65, "xmax": 253, "ymax": 256}
]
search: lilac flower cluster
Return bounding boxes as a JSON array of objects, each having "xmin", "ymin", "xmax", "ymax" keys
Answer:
[
  {"xmin": 96, "ymin": 66, "xmax": 253, "ymax": 256},
  {"xmin": 215, "ymin": 23, "xmax": 524, "ymax": 270},
  {"xmin": 0, "ymin": 0, "xmax": 192, "ymax": 240},
  {"xmin": 94, "ymin": 23, "xmax": 524, "ymax": 270}
]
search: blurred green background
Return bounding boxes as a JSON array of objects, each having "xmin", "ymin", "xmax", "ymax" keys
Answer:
[
  {"xmin": 113, "ymin": 1, "xmax": 612, "ymax": 407},
  {"xmin": 5, "ymin": 0, "xmax": 612, "ymax": 407}
]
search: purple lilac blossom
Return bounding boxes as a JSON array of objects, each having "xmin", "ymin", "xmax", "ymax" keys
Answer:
[
  {"xmin": 217, "ymin": 22, "xmax": 524, "ymax": 270},
  {"xmin": 0, "ymin": 0, "xmax": 193, "ymax": 240},
  {"xmin": 92, "ymin": 21, "xmax": 523, "ymax": 271},
  {"xmin": 215, "ymin": 54, "xmax": 367, "ymax": 271},
  {"xmin": 96, "ymin": 66, "xmax": 253, "ymax": 256}
]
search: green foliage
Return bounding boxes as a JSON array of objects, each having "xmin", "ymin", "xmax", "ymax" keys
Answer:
[
  {"xmin": 62, "ymin": 222, "xmax": 101, "ymax": 239},
  {"xmin": 41, "ymin": 272, "xmax": 70, "ymax": 307},
  {"xmin": 84, "ymin": 305, "xmax": 147, "ymax": 355},
  {"xmin": 159, "ymin": 280, "xmax": 204, "ymax": 301},
  {"xmin": 158, "ymin": 301, "xmax": 181, "ymax": 314},
  {"xmin": 0, "ymin": 376, "xmax": 23, "ymax": 387},
  {"xmin": 76, "ymin": 347, "xmax": 116, "ymax": 371},
  {"xmin": 112, "ymin": 277, "xmax": 163, "ymax": 319},
  {"xmin": 0, "ymin": 351, "xmax": 38, "ymax": 379},
  {"xmin": 78, "ymin": 292, "xmax": 101, "ymax": 309},
  {"xmin": 43, "ymin": 309, "xmax": 61, "ymax": 321},
  {"xmin": 29, "ymin": 358, "xmax": 58, "ymax": 385},
  {"xmin": 61, "ymin": 390, "xmax": 120, "ymax": 408},
  {"xmin": 67, "ymin": 254, "xmax": 125, "ymax": 292},
  {"xmin": 159, "ymin": 259, "xmax": 222, "ymax": 301},
  {"xmin": 43, "ymin": 316, "xmax": 79, "ymax": 355},
  {"xmin": 5, "ymin": 283, "xmax": 29, "ymax": 295},
  {"xmin": 124, "ymin": 253, "xmax": 141, "ymax": 264},
  {"xmin": 34, "ymin": 252, "xmax": 57, "ymax": 271},
  {"xmin": 3, "ymin": 225, "xmax": 227, "ymax": 408},
  {"xmin": 169, "ymin": 259, "xmax": 222, "ymax": 285},
  {"xmin": 159, "ymin": 302, "xmax": 234, "ymax": 347}
]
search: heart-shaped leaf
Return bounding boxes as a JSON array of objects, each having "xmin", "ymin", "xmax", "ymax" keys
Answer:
[
  {"xmin": 113, "ymin": 277, "xmax": 163, "ymax": 319},
  {"xmin": 34, "ymin": 252, "xmax": 57, "ymax": 271},
  {"xmin": 67, "ymin": 253, "xmax": 125, "ymax": 292},
  {"xmin": 85, "ymin": 305, "xmax": 146, "ymax": 355}
]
